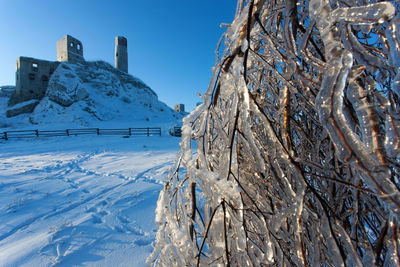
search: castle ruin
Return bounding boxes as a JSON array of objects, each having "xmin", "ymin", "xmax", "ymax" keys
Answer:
[
  {"xmin": 174, "ymin": 104, "xmax": 185, "ymax": 113},
  {"xmin": 14, "ymin": 57, "xmax": 58, "ymax": 104},
  {"xmin": 57, "ymin": 35, "xmax": 84, "ymax": 63},
  {"xmin": 115, "ymin": 36, "xmax": 128, "ymax": 73},
  {"xmin": 10, "ymin": 34, "xmax": 128, "ymax": 108}
]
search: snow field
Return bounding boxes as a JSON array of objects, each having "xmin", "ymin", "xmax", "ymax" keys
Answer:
[{"xmin": 0, "ymin": 135, "xmax": 180, "ymax": 266}]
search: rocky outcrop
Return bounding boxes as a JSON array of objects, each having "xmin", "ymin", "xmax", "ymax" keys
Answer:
[
  {"xmin": 46, "ymin": 63, "xmax": 88, "ymax": 107},
  {"xmin": 6, "ymin": 99, "xmax": 39, "ymax": 117}
]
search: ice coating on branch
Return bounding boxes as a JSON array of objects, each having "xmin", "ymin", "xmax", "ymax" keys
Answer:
[
  {"xmin": 311, "ymin": 0, "xmax": 399, "ymax": 215},
  {"xmin": 150, "ymin": 0, "xmax": 400, "ymax": 265},
  {"xmin": 330, "ymin": 3, "xmax": 395, "ymax": 25},
  {"xmin": 341, "ymin": 24, "xmax": 389, "ymax": 82},
  {"xmin": 347, "ymin": 73, "xmax": 384, "ymax": 162},
  {"xmin": 387, "ymin": 17, "xmax": 400, "ymax": 99},
  {"xmin": 385, "ymin": 116, "xmax": 400, "ymax": 157}
]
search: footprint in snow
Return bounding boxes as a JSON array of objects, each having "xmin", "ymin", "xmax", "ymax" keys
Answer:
[
  {"xmin": 86, "ymin": 206, "xmax": 96, "ymax": 213},
  {"xmin": 113, "ymin": 225, "xmax": 125, "ymax": 233},
  {"xmin": 91, "ymin": 214, "xmax": 102, "ymax": 224},
  {"xmin": 117, "ymin": 215, "xmax": 130, "ymax": 224},
  {"xmin": 134, "ymin": 235, "xmax": 153, "ymax": 246},
  {"xmin": 116, "ymin": 216, "xmax": 144, "ymax": 235},
  {"xmin": 98, "ymin": 210, "xmax": 108, "ymax": 216}
]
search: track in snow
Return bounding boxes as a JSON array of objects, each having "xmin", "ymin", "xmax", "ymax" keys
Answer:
[{"xmin": 0, "ymin": 135, "xmax": 179, "ymax": 266}]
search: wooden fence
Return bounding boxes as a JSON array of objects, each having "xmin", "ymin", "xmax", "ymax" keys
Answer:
[{"xmin": 1, "ymin": 127, "xmax": 161, "ymax": 140}]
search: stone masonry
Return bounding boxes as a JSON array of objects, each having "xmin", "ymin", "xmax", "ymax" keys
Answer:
[
  {"xmin": 11, "ymin": 57, "xmax": 59, "ymax": 105},
  {"xmin": 57, "ymin": 35, "xmax": 84, "ymax": 63},
  {"xmin": 115, "ymin": 36, "xmax": 128, "ymax": 73},
  {"xmin": 174, "ymin": 104, "xmax": 185, "ymax": 113}
]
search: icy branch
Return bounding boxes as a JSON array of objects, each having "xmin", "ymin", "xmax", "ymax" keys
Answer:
[{"xmin": 149, "ymin": 0, "xmax": 400, "ymax": 265}]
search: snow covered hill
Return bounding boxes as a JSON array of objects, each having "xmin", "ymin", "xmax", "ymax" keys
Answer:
[
  {"xmin": 2, "ymin": 60, "xmax": 183, "ymax": 132},
  {"xmin": 0, "ymin": 134, "xmax": 180, "ymax": 266}
]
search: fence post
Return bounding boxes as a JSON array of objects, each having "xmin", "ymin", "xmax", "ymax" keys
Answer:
[
  {"xmin": 35, "ymin": 129, "xmax": 39, "ymax": 137},
  {"xmin": 66, "ymin": 129, "xmax": 69, "ymax": 136},
  {"xmin": 97, "ymin": 128, "xmax": 100, "ymax": 135},
  {"xmin": 129, "ymin": 128, "xmax": 131, "ymax": 136},
  {"xmin": 147, "ymin": 128, "xmax": 149, "ymax": 136},
  {"xmin": 159, "ymin": 128, "xmax": 161, "ymax": 136},
  {"xmin": 4, "ymin": 132, "xmax": 8, "ymax": 141}
]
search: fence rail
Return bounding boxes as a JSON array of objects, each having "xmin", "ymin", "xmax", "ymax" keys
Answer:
[{"xmin": 1, "ymin": 127, "xmax": 161, "ymax": 140}]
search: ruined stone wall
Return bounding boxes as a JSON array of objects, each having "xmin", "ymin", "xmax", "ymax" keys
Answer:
[
  {"xmin": 8, "ymin": 34, "xmax": 134, "ymax": 114},
  {"xmin": 115, "ymin": 36, "xmax": 128, "ymax": 73},
  {"xmin": 11, "ymin": 57, "xmax": 59, "ymax": 106},
  {"xmin": 57, "ymin": 35, "xmax": 84, "ymax": 63}
]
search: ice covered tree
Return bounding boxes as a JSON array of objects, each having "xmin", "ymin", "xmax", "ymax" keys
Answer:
[{"xmin": 148, "ymin": 0, "xmax": 400, "ymax": 265}]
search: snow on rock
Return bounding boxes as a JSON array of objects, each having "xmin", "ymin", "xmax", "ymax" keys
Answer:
[
  {"xmin": 5, "ymin": 99, "xmax": 39, "ymax": 118},
  {"xmin": 32, "ymin": 60, "xmax": 179, "ymax": 127},
  {"xmin": 1, "ymin": 60, "xmax": 182, "ymax": 130},
  {"xmin": 46, "ymin": 63, "xmax": 88, "ymax": 107},
  {"xmin": 29, "ymin": 97, "xmax": 94, "ymax": 127}
]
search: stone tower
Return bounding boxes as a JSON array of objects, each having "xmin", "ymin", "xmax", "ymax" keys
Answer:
[
  {"xmin": 115, "ymin": 36, "xmax": 128, "ymax": 73},
  {"xmin": 57, "ymin": 35, "xmax": 84, "ymax": 63},
  {"xmin": 174, "ymin": 104, "xmax": 185, "ymax": 113}
]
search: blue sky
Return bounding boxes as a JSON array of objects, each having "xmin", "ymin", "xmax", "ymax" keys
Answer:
[{"xmin": 0, "ymin": 0, "xmax": 236, "ymax": 111}]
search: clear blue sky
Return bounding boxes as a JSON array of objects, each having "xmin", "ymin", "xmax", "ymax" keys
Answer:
[{"xmin": 0, "ymin": 0, "xmax": 236, "ymax": 111}]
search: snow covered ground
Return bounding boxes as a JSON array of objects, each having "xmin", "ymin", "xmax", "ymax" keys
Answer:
[
  {"xmin": 0, "ymin": 134, "xmax": 180, "ymax": 266},
  {"xmin": 0, "ymin": 54, "xmax": 185, "ymax": 266}
]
